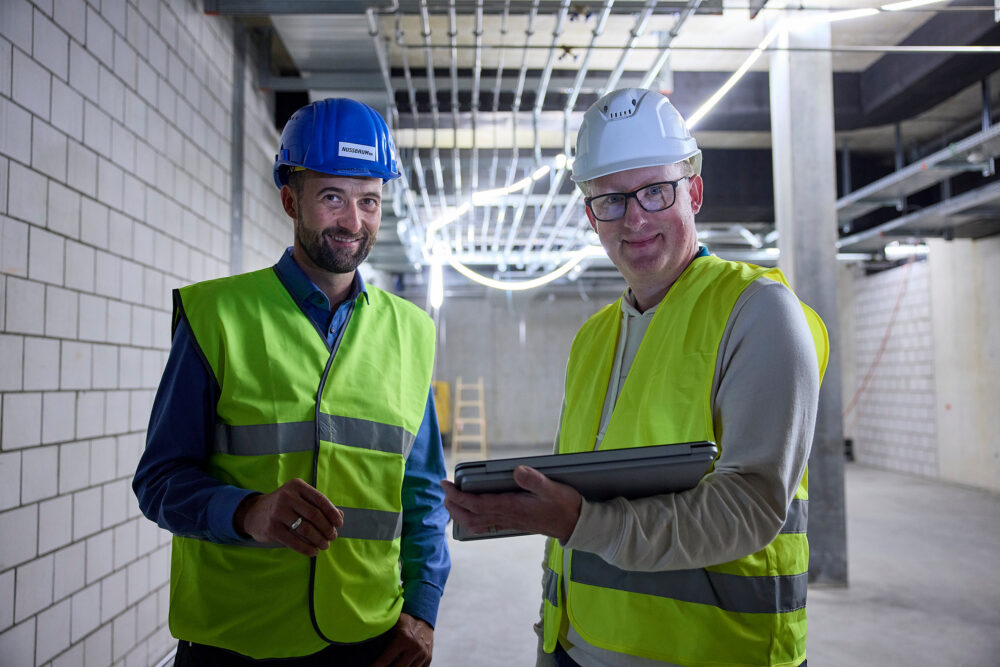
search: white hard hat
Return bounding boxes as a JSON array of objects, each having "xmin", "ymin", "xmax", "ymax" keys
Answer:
[{"xmin": 571, "ymin": 88, "xmax": 701, "ymax": 183}]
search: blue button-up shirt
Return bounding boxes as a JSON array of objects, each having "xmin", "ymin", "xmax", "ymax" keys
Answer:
[{"xmin": 133, "ymin": 248, "xmax": 450, "ymax": 626}]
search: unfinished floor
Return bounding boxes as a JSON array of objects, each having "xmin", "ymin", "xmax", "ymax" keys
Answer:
[{"xmin": 434, "ymin": 458, "xmax": 1000, "ymax": 666}]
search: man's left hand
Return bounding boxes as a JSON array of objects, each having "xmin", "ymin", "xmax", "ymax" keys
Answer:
[
  {"xmin": 370, "ymin": 613, "xmax": 434, "ymax": 667},
  {"xmin": 442, "ymin": 465, "xmax": 583, "ymax": 542}
]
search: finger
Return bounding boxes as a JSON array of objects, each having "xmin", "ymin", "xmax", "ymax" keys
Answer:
[
  {"xmin": 288, "ymin": 480, "xmax": 344, "ymax": 530},
  {"xmin": 369, "ymin": 639, "xmax": 403, "ymax": 667},
  {"xmin": 440, "ymin": 480, "xmax": 464, "ymax": 505},
  {"xmin": 289, "ymin": 501, "xmax": 340, "ymax": 542},
  {"xmin": 441, "ymin": 479, "xmax": 475, "ymax": 507},
  {"xmin": 443, "ymin": 494, "xmax": 505, "ymax": 528},
  {"xmin": 271, "ymin": 525, "xmax": 322, "ymax": 557},
  {"xmin": 442, "ymin": 497, "xmax": 479, "ymax": 527},
  {"xmin": 512, "ymin": 465, "xmax": 548, "ymax": 493},
  {"xmin": 287, "ymin": 518, "xmax": 332, "ymax": 552},
  {"xmin": 514, "ymin": 466, "xmax": 576, "ymax": 503},
  {"xmin": 442, "ymin": 491, "xmax": 476, "ymax": 516},
  {"xmin": 447, "ymin": 508, "xmax": 505, "ymax": 535},
  {"xmin": 442, "ymin": 484, "xmax": 490, "ymax": 514}
]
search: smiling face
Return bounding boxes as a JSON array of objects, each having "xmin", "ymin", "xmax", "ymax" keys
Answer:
[
  {"xmin": 281, "ymin": 171, "xmax": 383, "ymax": 278},
  {"xmin": 585, "ymin": 162, "xmax": 703, "ymax": 311}
]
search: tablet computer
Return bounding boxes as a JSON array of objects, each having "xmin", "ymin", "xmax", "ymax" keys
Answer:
[{"xmin": 452, "ymin": 441, "xmax": 717, "ymax": 541}]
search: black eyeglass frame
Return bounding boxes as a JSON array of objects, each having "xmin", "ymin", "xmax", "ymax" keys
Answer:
[{"xmin": 584, "ymin": 176, "xmax": 692, "ymax": 222}]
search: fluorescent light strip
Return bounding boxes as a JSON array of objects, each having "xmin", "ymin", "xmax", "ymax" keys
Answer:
[
  {"xmin": 429, "ymin": 261, "xmax": 444, "ymax": 308},
  {"xmin": 447, "ymin": 245, "xmax": 604, "ymax": 291},
  {"xmin": 434, "ymin": 155, "xmax": 565, "ymax": 224},
  {"xmin": 687, "ymin": 22, "xmax": 784, "ymax": 129},
  {"xmin": 791, "ymin": 7, "xmax": 880, "ymax": 31},
  {"xmin": 882, "ymin": 0, "xmax": 945, "ymax": 11},
  {"xmin": 688, "ymin": 2, "xmax": 943, "ymax": 130}
]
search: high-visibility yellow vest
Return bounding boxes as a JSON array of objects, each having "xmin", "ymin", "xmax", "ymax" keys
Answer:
[
  {"xmin": 168, "ymin": 268, "xmax": 435, "ymax": 659},
  {"xmin": 543, "ymin": 255, "xmax": 828, "ymax": 667}
]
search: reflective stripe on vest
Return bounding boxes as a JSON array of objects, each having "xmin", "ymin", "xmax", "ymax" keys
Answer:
[
  {"xmin": 214, "ymin": 415, "xmax": 417, "ymax": 459},
  {"xmin": 544, "ymin": 255, "xmax": 827, "ymax": 667},
  {"xmin": 167, "ymin": 268, "xmax": 435, "ymax": 659},
  {"xmin": 571, "ymin": 552, "xmax": 808, "ymax": 614},
  {"xmin": 781, "ymin": 498, "xmax": 808, "ymax": 534}
]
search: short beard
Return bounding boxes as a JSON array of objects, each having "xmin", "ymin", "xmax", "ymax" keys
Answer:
[{"xmin": 295, "ymin": 215, "xmax": 377, "ymax": 274}]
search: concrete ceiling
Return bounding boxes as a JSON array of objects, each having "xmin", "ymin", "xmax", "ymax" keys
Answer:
[{"xmin": 206, "ymin": 0, "xmax": 1000, "ymax": 291}]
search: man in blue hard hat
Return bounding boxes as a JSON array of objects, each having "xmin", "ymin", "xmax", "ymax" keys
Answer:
[
  {"xmin": 444, "ymin": 88, "xmax": 827, "ymax": 666},
  {"xmin": 134, "ymin": 99, "xmax": 450, "ymax": 666}
]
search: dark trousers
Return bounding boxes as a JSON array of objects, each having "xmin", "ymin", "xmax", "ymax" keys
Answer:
[
  {"xmin": 553, "ymin": 643, "xmax": 807, "ymax": 666},
  {"xmin": 173, "ymin": 631, "xmax": 394, "ymax": 666}
]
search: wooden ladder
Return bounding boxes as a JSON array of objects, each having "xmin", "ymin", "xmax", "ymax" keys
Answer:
[{"xmin": 451, "ymin": 376, "xmax": 488, "ymax": 461}]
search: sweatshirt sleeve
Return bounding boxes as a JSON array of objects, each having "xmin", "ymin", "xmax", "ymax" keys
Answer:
[{"xmin": 563, "ymin": 279, "xmax": 820, "ymax": 571}]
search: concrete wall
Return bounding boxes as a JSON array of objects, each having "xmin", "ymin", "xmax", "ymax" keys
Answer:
[
  {"xmin": 0, "ymin": 1, "xmax": 287, "ymax": 665},
  {"xmin": 840, "ymin": 236, "xmax": 1000, "ymax": 493},
  {"xmin": 434, "ymin": 285, "xmax": 623, "ymax": 451},
  {"xmin": 927, "ymin": 237, "xmax": 1000, "ymax": 491},
  {"xmin": 843, "ymin": 260, "xmax": 939, "ymax": 477}
]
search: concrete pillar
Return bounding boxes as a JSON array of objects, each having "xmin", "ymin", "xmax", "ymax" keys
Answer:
[{"xmin": 770, "ymin": 21, "xmax": 848, "ymax": 586}]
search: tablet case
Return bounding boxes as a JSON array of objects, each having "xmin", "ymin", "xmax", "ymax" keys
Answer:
[{"xmin": 452, "ymin": 441, "xmax": 717, "ymax": 541}]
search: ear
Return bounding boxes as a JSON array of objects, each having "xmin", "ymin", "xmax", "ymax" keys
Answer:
[
  {"xmin": 280, "ymin": 184, "xmax": 298, "ymax": 221},
  {"xmin": 687, "ymin": 175, "xmax": 703, "ymax": 214}
]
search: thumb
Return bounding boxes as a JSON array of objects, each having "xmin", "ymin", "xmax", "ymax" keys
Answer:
[{"xmin": 512, "ymin": 465, "xmax": 548, "ymax": 493}]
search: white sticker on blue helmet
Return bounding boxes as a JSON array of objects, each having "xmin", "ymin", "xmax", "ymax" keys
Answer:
[{"xmin": 338, "ymin": 141, "xmax": 377, "ymax": 162}]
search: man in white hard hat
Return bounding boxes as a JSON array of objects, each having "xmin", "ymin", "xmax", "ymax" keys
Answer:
[{"xmin": 444, "ymin": 88, "xmax": 828, "ymax": 666}]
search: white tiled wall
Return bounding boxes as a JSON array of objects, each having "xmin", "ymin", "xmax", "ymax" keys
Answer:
[
  {"xmin": 1, "ymin": 1, "xmax": 288, "ymax": 665},
  {"xmin": 845, "ymin": 260, "xmax": 939, "ymax": 477}
]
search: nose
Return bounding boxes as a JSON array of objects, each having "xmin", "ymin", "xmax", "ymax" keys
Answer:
[
  {"xmin": 338, "ymin": 201, "xmax": 364, "ymax": 234},
  {"xmin": 621, "ymin": 196, "xmax": 646, "ymax": 230}
]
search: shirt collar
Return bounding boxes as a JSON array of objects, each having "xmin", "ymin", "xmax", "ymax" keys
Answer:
[{"xmin": 274, "ymin": 247, "xmax": 369, "ymax": 310}]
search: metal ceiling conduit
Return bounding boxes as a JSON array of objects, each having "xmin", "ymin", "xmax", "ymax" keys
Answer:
[
  {"xmin": 520, "ymin": 0, "xmax": 615, "ymax": 273},
  {"xmin": 470, "ymin": 0, "xmax": 484, "ymax": 201},
  {"xmin": 418, "ymin": 0, "xmax": 449, "ymax": 227},
  {"xmin": 448, "ymin": 0, "xmax": 463, "ymax": 233},
  {"xmin": 367, "ymin": 6, "xmax": 427, "ymax": 268},
  {"xmin": 532, "ymin": 0, "xmax": 704, "ymax": 273},
  {"xmin": 501, "ymin": 0, "xmax": 571, "ymax": 265},
  {"xmin": 530, "ymin": 0, "xmax": 573, "ymax": 161},
  {"xmin": 639, "ymin": 0, "xmax": 704, "ymax": 89},
  {"xmin": 560, "ymin": 0, "xmax": 615, "ymax": 152},
  {"xmin": 391, "ymin": 11, "xmax": 435, "ymax": 226},
  {"xmin": 603, "ymin": 0, "xmax": 659, "ymax": 94},
  {"xmin": 489, "ymin": 0, "xmax": 539, "ymax": 256},
  {"xmin": 483, "ymin": 3, "xmax": 511, "ymax": 250},
  {"xmin": 533, "ymin": 0, "xmax": 672, "ymax": 272}
]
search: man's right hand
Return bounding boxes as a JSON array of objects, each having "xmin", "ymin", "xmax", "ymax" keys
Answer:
[{"xmin": 233, "ymin": 478, "xmax": 344, "ymax": 557}]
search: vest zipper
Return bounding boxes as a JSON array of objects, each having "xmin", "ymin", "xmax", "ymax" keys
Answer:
[{"xmin": 307, "ymin": 299, "xmax": 356, "ymax": 644}]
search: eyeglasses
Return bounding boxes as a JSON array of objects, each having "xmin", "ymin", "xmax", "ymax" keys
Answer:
[{"xmin": 585, "ymin": 177, "xmax": 691, "ymax": 222}]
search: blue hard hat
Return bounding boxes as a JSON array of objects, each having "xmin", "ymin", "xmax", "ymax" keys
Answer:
[{"xmin": 273, "ymin": 98, "xmax": 401, "ymax": 188}]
